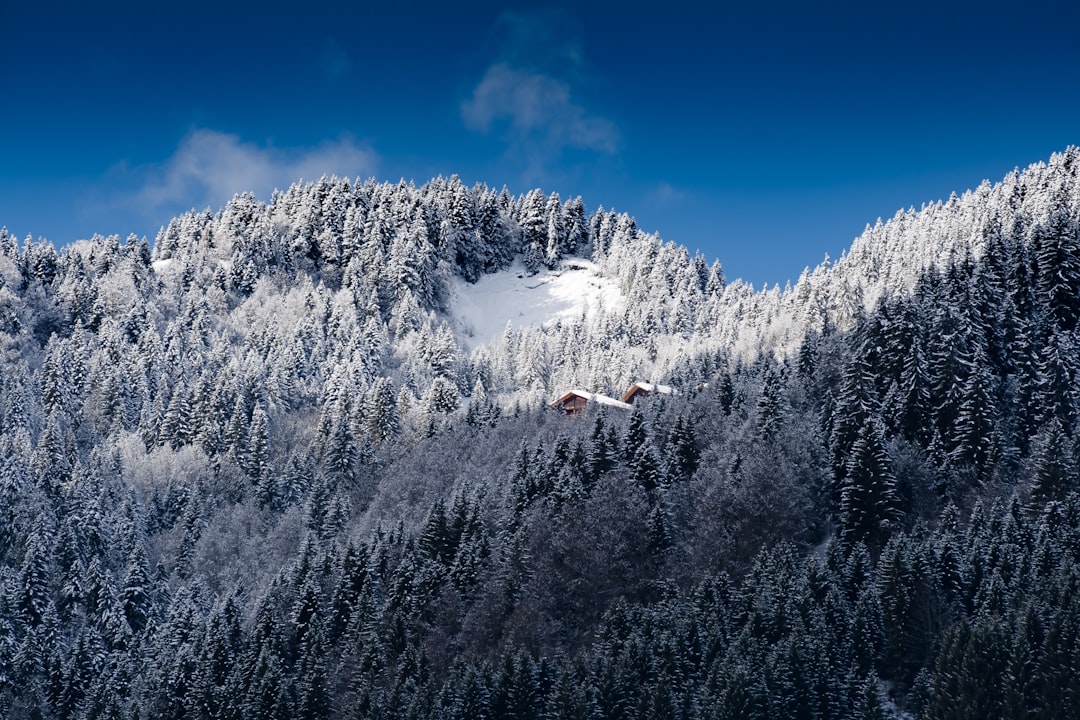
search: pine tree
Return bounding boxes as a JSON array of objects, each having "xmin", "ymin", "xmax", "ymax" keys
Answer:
[
  {"xmin": 927, "ymin": 304, "xmax": 972, "ymax": 448},
  {"xmin": 852, "ymin": 675, "xmax": 886, "ymax": 720},
  {"xmin": 625, "ymin": 407, "xmax": 648, "ymax": 452},
  {"xmin": 421, "ymin": 376, "xmax": 460, "ymax": 415},
  {"xmin": 18, "ymin": 528, "xmax": 52, "ymax": 627},
  {"xmin": 665, "ymin": 414, "xmax": 700, "ymax": 482},
  {"xmin": 519, "ymin": 190, "xmax": 548, "ymax": 273},
  {"xmin": 1032, "ymin": 207, "xmax": 1080, "ymax": 332},
  {"xmin": 830, "ymin": 355, "xmax": 879, "ymax": 504},
  {"xmin": 632, "ymin": 442, "xmax": 664, "ymax": 494},
  {"xmin": 647, "ymin": 503, "xmax": 672, "ymax": 557},
  {"xmin": 755, "ymin": 365, "xmax": 786, "ymax": 442},
  {"xmin": 121, "ymin": 543, "xmax": 151, "ymax": 636},
  {"xmin": 364, "ymin": 376, "xmax": 400, "ymax": 441},
  {"xmin": 840, "ymin": 419, "xmax": 899, "ymax": 550},
  {"xmin": 246, "ymin": 404, "xmax": 270, "ymax": 483},
  {"xmin": 1033, "ymin": 330, "xmax": 1076, "ymax": 430},
  {"xmin": 324, "ymin": 399, "xmax": 358, "ymax": 488},
  {"xmin": 894, "ymin": 331, "xmax": 932, "ymax": 444},
  {"xmin": 1029, "ymin": 418, "xmax": 1072, "ymax": 506},
  {"xmin": 588, "ymin": 415, "xmax": 615, "ymax": 481},
  {"xmin": 544, "ymin": 191, "xmax": 566, "ymax": 268},
  {"xmin": 949, "ymin": 344, "xmax": 998, "ymax": 474},
  {"xmin": 161, "ymin": 385, "xmax": 193, "ymax": 449}
]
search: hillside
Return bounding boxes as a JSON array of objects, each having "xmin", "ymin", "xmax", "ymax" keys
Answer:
[{"xmin": 1, "ymin": 148, "xmax": 1080, "ymax": 718}]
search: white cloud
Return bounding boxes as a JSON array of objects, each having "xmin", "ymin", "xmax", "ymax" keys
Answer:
[
  {"xmin": 462, "ymin": 9, "xmax": 618, "ymax": 183},
  {"xmin": 645, "ymin": 182, "xmax": 690, "ymax": 207},
  {"xmin": 463, "ymin": 64, "xmax": 617, "ymax": 152},
  {"xmin": 462, "ymin": 63, "xmax": 618, "ymax": 176},
  {"xmin": 135, "ymin": 129, "xmax": 377, "ymax": 214}
]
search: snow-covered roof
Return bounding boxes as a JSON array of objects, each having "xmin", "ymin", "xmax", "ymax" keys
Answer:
[
  {"xmin": 550, "ymin": 389, "xmax": 633, "ymax": 411},
  {"xmin": 630, "ymin": 382, "xmax": 674, "ymax": 395},
  {"xmin": 620, "ymin": 381, "xmax": 676, "ymax": 404}
]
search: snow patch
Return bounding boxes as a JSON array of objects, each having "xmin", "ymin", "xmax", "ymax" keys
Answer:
[
  {"xmin": 449, "ymin": 257, "xmax": 623, "ymax": 347},
  {"xmin": 151, "ymin": 258, "xmax": 175, "ymax": 273}
]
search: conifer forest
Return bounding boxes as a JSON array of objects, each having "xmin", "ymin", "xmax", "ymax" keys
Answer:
[{"xmin": 3, "ymin": 148, "xmax": 1080, "ymax": 718}]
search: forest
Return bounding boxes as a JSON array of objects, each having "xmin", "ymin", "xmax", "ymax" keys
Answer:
[{"xmin": 1, "ymin": 148, "xmax": 1080, "ymax": 718}]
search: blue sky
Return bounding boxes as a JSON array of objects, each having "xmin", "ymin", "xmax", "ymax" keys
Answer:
[{"xmin": 1, "ymin": 1, "xmax": 1078, "ymax": 287}]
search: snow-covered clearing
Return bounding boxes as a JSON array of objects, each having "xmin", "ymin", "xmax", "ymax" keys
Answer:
[{"xmin": 449, "ymin": 258, "xmax": 623, "ymax": 347}]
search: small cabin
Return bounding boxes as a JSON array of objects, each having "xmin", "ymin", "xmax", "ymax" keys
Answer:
[
  {"xmin": 620, "ymin": 381, "xmax": 675, "ymax": 405},
  {"xmin": 549, "ymin": 389, "xmax": 633, "ymax": 416}
]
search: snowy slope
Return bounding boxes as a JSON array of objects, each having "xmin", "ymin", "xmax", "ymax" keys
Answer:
[{"xmin": 448, "ymin": 257, "xmax": 623, "ymax": 348}]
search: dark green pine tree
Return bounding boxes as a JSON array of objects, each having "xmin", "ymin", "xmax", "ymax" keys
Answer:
[
  {"xmin": 646, "ymin": 503, "xmax": 673, "ymax": 557},
  {"xmin": 1029, "ymin": 418, "xmax": 1072, "ymax": 507},
  {"xmin": 972, "ymin": 226, "xmax": 1013, "ymax": 374},
  {"xmin": 755, "ymin": 365, "xmax": 786, "ymax": 442},
  {"xmin": 894, "ymin": 330, "xmax": 932, "ymax": 444},
  {"xmin": 717, "ymin": 373, "xmax": 739, "ymax": 415},
  {"xmin": 852, "ymin": 675, "xmax": 886, "ymax": 720},
  {"xmin": 624, "ymin": 407, "xmax": 648, "ymax": 453},
  {"xmin": 323, "ymin": 400, "xmax": 358, "ymax": 488},
  {"xmin": 418, "ymin": 499, "xmax": 455, "ymax": 565},
  {"xmin": 120, "ymin": 542, "xmax": 151, "ymax": 636},
  {"xmin": 296, "ymin": 629, "xmax": 332, "ymax": 720},
  {"xmin": 1032, "ymin": 207, "xmax": 1080, "ymax": 332},
  {"xmin": 587, "ymin": 415, "xmax": 616, "ymax": 482},
  {"xmin": 796, "ymin": 330, "xmax": 818, "ymax": 381},
  {"xmin": 33, "ymin": 410, "xmax": 72, "ymax": 496},
  {"xmin": 830, "ymin": 354, "xmax": 879, "ymax": 504},
  {"xmin": 509, "ymin": 441, "xmax": 533, "ymax": 518},
  {"xmin": 927, "ymin": 304, "xmax": 972, "ymax": 448},
  {"xmin": 518, "ymin": 189, "xmax": 548, "ymax": 273},
  {"xmin": 439, "ymin": 664, "xmax": 492, "ymax": 720},
  {"xmin": 161, "ymin": 384, "xmax": 194, "ymax": 450},
  {"xmin": 246, "ymin": 404, "xmax": 270, "ymax": 483},
  {"xmin": 17, "ymin": 528, "xmax": 52, "ymax": 627},
  {"xmin": 590, "ymin": 657, "xmax": 632, "ymax": 720},
  {"xmin": 193, "ymin": 595, "xmax": 243, "ymax": 719},
  {"xmin": 665, "ymin": 414, "xmax": 700, "ymax": 483},
  {"xmin": 491, "ymin": 652, "xmax": 540, "ymax": 720},
  {"xmin": 365, "ymin": 376, "xmax": 401, "ymax": 441},
  {"xmin": 40, "ymin": 338, "xmax": 71, "ymax": 415},
  {"xmin": 840, "ymin": 419, "xmax": 899, "ymax": 550},
  {"xmin": 632, "ymin": 442, "xmax": 664, "ymax": 494},
  {"xmin": 1033, "ymin": 330, "xmax": 1076, "ymax": 430},
  {"xmin": 924, "ymin": 620, "xmax": 1010, "ymax": 720},
  {"xmin": 256, "ymin": 467, "xmax": 283, "ymax": 512},
  {"xmin": 1002, "ymin": 604, "xmax": 1042, "ymax": 720},
  {"xmin": 1035, "ymin": 591, "xmax": 1080, "ymax": 720},
  {"xmin": 543, "ymin": 662, "xmax": 591, "ymax": 720},
  {"xmin": 949, "ymin": 343, "xmax": 998, "ymax": 475}
]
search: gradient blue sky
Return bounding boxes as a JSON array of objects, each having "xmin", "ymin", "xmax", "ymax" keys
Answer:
[{"xmin": 2, "ymin": 1, "xmax": 1078, "ymax": 287}]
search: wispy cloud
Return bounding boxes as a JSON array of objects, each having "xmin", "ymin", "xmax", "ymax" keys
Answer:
[
  {"xmin": 462, "ymin": 10, "xmax": 618, "ymax": 181},
  {"xmin": 462, "ymin": 63, "xmax": 618, "ymax": 154},
  {"xmin": 645, "ymin": 182, "xmax": 690, "ymax": 207},
  {"xmin": 131, "ymin": 129, "xmax": 377, "ymax": 214}
]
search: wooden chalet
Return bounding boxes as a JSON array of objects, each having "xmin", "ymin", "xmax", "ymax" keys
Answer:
[
  {"xmin": 620, "ymin": 381, "xmax": 675, "ymax": 405},
  {"xmin": 549, "ymin": 389, "xmax": 633, "ymax": 416}
]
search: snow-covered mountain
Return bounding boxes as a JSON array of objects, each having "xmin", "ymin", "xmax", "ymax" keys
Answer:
[
  {"xmin": 5, "ymin": 148, "xmax": 1079, "ymax": 424},
  {"xmin": 4, "ymin": 149, "xmax": 1080, "ymax": 719}
]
